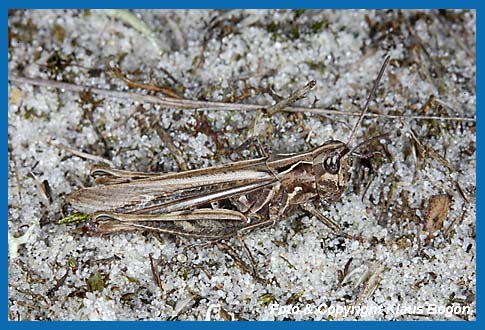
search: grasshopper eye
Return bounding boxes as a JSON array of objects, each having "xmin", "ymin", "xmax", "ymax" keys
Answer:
[{"xmin": 323, "ymin": 154, "xmax": 340, "ymax": 174}]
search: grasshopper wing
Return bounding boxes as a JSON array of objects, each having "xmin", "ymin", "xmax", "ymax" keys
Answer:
[{"xmin": 67, "ymin": 158, "xmax": 277, "ymax": 215}]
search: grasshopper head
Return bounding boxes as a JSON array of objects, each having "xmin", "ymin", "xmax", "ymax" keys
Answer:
[
  {"xmin": 309, "ymin": 56, "xmax": 390, "ymax": 204},
  {"xmin": 312, "ymin": 140, "xmax": 352, "ymax": 202}
]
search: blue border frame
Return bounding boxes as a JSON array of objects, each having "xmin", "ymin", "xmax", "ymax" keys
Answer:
[
  {"xmin": 2, "ymin": 0, "xmax": 479, "ymax": 9},
  {"xmin": 4, "ymin": 0, "xmax": 479, "ymax": 328}
]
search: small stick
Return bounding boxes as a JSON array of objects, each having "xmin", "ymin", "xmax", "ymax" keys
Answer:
[
  {"xmin": 455, "ymin": 181, "xmax": 469, "ymax": 204},
  {"xmin": 266, "ymin": 80, "xmax": 316, "ymax": 116},
  {"xmin": 110, "ymin": 67, "xmax": 183, "ymax": 99},
  {"xmin": 46, "ymin": 269, "xmax": 69, "ymax": 297},
  {"xmin": 216, "ymin": 242, "xmax": 253, "ymax": 276},
  {"xmin": 9, "ymin": 75, "xmax": 475, "ymax": 122},
  {"xmin": 444, "ymin": 210, "xmax": 467, "ymax": 239},
  {"xmin": 149, "ymin": 253, "xmax": 164, "ymax": 294},
  {"xmin": 152, "ymin": 124, "xmax": 188, "ymax": 171},
  {"xmin": 10, "ymin": 154, "xmax": 23, "ymax": 202},
  {"xmin": 216, "ymin": 242, "xmax": 266, "ymax": 283},
  {"xmin": 27, "ymin": 171, "xmax": 53, "ymax": 205},
  {"xmin": 53, "ymin": 143, "xmax": 114, "ymax": 167}
]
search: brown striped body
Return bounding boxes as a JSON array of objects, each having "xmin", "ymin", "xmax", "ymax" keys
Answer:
[{"xmin": 67, "ymin": 140, "xmax": 352, "ymax": 239}]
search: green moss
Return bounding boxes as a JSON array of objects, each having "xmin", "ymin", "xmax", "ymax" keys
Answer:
[
  {"xmin": 258, "ymin": 293, "xmax": 275, "ymax": 306},
  {"xmin": 311, "ymin": 20, "xmax": 328, "ymax": 33},
  {"xmin": 294, "ymin": 9, "xmax": 306, "ymax": 17},
  {"xmin": 52, "ymin": 24, "xmax": 66, "ymax": 43},
  {"xmin": 267, "ymin": 21, "xmax": 278, "ymax": 33},
  {"xmin": 291, "ymin": 26, "xmax": 300, "ymax": 39},
  {"xmin": 58, "ymin": 212, "xmax": 91, "ymax": 225},
  {"xmin": 286, "ymin": 290, "xmax": 305, "ymax": 304},
  {"xmin": 305, "ymin": 60, "xmax": 326, "ymax": 74},
  {"xmin": 87, "ymin": 270, "xmax": 105, "ymax": 292}
]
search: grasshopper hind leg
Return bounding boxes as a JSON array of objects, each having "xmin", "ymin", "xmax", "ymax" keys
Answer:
[{"xmin": 214, "ymin": 240, "xmax": 266, "ymax": 284}]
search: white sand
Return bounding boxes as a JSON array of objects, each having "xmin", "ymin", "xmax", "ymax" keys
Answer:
[{"xmin": 8, "ymin": 10, "xmax": 475, "ymax": 320}]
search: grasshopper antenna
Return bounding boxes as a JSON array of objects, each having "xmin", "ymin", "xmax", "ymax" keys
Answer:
[
  {"xmin": 347, "ymin": 55, "xmax": 391, "ymax": 145},
  {"xmin": 350, "ymin": 132, "xmax": 390, "ymax": 156}
]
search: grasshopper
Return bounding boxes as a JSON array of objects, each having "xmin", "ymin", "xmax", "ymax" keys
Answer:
[{"xmin": 66, "ymin": 56, "xmax": 390, "ymax": 245}]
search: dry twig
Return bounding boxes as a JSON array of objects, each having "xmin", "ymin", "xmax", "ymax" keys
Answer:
[{"xmin": 9, "ymin": 75, "xmax": 475, "ymax": 122}]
